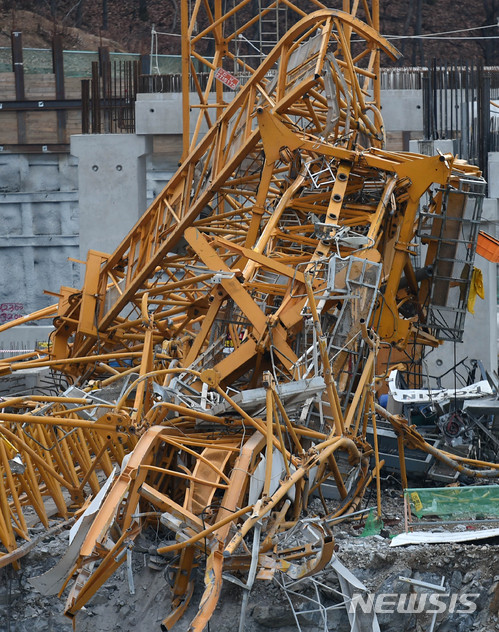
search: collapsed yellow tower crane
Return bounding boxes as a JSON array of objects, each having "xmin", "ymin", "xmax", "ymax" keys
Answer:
[
  {"xmin": 178, "ymin": 0, "xmax": 382, "ymax": 161},
  {"xmin": 0, "ymin": 2, "xmax": 494, "ymax": 630}
]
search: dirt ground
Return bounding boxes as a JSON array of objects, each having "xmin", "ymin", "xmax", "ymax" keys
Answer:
[{"xmin": 2, "ymin": 485, "xmax": 499, "ymax": 632}]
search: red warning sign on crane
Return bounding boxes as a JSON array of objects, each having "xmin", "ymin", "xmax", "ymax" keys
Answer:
[{"xmin": 214, "ymin": 67, "xmax": 240, "ymax": 90}]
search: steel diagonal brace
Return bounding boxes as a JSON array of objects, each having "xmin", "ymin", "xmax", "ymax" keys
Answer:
[
  {"xmin": 211, "ymin": 236, "xmax": 307, "ymax": 285},
  {"xmin": 223, "ymin": 437, "xmax": 360, "ymax": 557},
  {"xmin": 65, "ymin": 521, "xmax": 141, "ymax": 619},
  {"xmin": 184, "ymin": 227, "xmax": 298, "ymax": 373}
]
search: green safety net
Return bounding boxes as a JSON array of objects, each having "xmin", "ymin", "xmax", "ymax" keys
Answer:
[
  {"xmin": 0, "ymin": 48, "xmax": 183, "ymax": 77},
  {"xmin": 405, "ymin": 485, "xmax": 499, "ymax": 519},
  {"xmin": 361, "ymin": 508, "xmax": 384, "ymax": 536}
]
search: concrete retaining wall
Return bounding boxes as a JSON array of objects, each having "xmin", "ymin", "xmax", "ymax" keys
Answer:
[
  {"xmin": 0, "ymin": 153, "xmax": 80, "ymax": 319},
  {"xmin": 0, "ymin": 147, "xmax": 177, "ymax": 322},
  {"xmin": 0, "ymin": 325, "xmax": 53, "ymax": 359}
]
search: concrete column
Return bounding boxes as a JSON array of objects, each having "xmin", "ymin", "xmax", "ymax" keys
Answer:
[
  {"xmin": 71, "ymin": 134, "xmax": 152, "ymax": 259},
  {"xmin": 424, "ymin": 250, "xmax": 497, "ymax": 384}
]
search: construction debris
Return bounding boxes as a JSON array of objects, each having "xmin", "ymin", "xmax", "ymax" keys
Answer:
[
  {"xmin": 391, "ymin": 529, "xmax": 499, "ymax": 547},
  {"xmin": 0, "ymin": 3, "xmax": 498, "ymax": 631}
]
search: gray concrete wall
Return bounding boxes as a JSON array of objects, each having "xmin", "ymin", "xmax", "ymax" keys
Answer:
[
  {"xmin": 0, "ymin": 153, "xmax": 80, "ymax": 321},
  {"xmin": 0, "ymin": 146, "xmax": 177, "ymax": 321},
  {"xmin": 136, "ymin": 92, "xmax": 235, "ymax": 141},
  {"xmin": 136, "ymin": 90, "xmax": 423, "ymax": 137},
  {"xmin": 0, "ymin": 325, "xmax": 53, "ymax": 359},
  {"xmin": 409, "ymin": 138, "xmax": 456, "ymax": 155}
]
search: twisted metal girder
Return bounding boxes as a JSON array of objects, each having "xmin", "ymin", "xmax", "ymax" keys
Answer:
[
  {"xmin": 0, "ymin": 9, "xmax": 490, "ymax": 630},
  {"xmin": 180, "ymin": 0, "xmax": 383, "ymax": 157},
  {"xmin": 46, "ymin": 9, "xmax": 400, "ymax": 369}
]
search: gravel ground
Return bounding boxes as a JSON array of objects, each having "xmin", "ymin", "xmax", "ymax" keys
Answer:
[{"xmin": 1, "ymin": 487, "xmax": 499, "ymax": 632}]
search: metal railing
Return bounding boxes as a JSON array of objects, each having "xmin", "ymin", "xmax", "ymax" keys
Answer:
[{"xmin": 421, "ymin": 61, "xmax": 499, "ymax": 181}]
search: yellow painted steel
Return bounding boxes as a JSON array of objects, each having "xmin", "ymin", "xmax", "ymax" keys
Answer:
[{"xmin": 0, "ymin": 3, "xmax": 491, "ymax": 631}]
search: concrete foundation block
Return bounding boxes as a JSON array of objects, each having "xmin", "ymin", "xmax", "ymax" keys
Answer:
[
  {"xmin": 409, "ymin": 139, "xmax": 456, "ymax": 156},
  {"xmin": 71, "ymin": 134, "xmax": 152, "ymax": 259},
  {"xmin": 380, "ymin": 90, "xmax": 423, "ymax": 132}
]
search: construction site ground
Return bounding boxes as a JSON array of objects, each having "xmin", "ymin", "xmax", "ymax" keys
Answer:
[{"xmin": 2, "ymin": 485, "xmax": 499, "ymax": 632}]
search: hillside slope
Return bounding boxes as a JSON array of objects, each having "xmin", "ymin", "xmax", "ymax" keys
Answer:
[{"xmin": 1, "ymin": 1, "xmax": 497, "ymax": 65}]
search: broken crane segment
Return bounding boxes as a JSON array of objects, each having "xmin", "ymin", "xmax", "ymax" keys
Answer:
[{"xmin": 0, "ymin": 6, "xmax": 494, "ymax": 631}]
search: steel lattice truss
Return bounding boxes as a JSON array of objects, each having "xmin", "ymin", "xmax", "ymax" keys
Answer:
[{"xmin": 0, "ymin": 7, "xmax": 493, "ymax": 631}]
